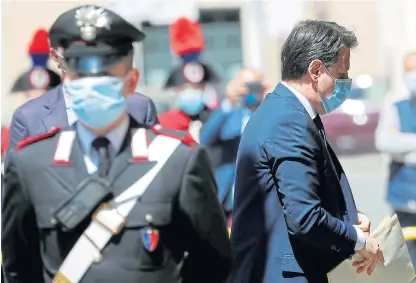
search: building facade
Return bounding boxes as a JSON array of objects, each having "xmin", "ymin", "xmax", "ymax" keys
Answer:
[{"xmin": 1, "ymin": 0, "xmax": 413, "ymax": 122}]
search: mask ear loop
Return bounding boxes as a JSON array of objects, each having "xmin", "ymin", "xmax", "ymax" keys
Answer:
[
  {"xmin": 316, "ymin": 63, "xmax": 335, "ymax": 113},
  {"xmin": 54, "ymin": 50, "xmax": 68, "ymax": 76}
]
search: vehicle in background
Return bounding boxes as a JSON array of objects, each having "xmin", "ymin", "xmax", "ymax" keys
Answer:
[{"xmin": 322, "ymin": 75, "xmax": 390, "ymax": 155}]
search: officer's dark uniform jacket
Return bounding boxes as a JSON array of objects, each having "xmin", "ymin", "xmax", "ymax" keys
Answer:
[{"xmin": 2, "ymin": 117, "xmax": 232, "ymax": 283}]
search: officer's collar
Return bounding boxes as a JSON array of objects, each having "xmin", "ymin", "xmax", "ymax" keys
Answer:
[{"xmin": 75, "ymin": 114, "xmax": 130, "ymax": 157}]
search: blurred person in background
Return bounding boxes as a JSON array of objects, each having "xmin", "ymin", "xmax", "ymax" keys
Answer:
[
  {"xmin": 231, "ymin": 20, "xmax": 384, "ymax": 283},
  {"xmin": 2, "ymin": 5, "xmax": 232, "ymax": 283},
  {"xmin": 1, "ymin": 126, "xmax": 10, "ymax": 172},
  {"xmin": 159, "ymin": 17, "xmax": 219, "ymax": 142},
  {"xmin": 10, "ymin": 29, "xmax": 61, "ymax": 100},
  {"xmin": 375, "ymin": 51, "xmax": 416, "ymax": 268},
  {"xmin": 5, "ymin": 23, "xmax": 159, "ymax": 170},
  {"xmin": 200, "ymin": 67, "xmax": 269, "ymax": 224}
]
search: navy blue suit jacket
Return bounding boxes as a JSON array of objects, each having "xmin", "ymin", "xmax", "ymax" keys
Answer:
[
  {"xmin": 5, "ymin": 85, "xmax": 158, "ymax": 167},
  {"xmin": 230, "ymin": 83, "xmax": 359, "ymax": 283}
]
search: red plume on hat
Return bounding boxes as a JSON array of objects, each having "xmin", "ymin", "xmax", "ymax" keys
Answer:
[
  {"xmin": 27, "ymin": 28, "xmax": 50, "ymax": 67},
  {"xmin": 169, "ymin": 17, "xmax": 204, "ymax": 63}
]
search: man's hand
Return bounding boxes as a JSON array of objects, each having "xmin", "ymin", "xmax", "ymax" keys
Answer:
[
  {"xmin": 357, "ymin": 213, "xmax": 371, "ymax": 234},
  {"xmin": 225, "ymin": 79, "xmax": 247, "ymax": 106},
  {"xmin": 352, "ymin": 234, "xmax": 385, "ymax": 275}
]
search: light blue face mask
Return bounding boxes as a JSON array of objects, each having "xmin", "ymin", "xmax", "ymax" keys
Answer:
[
  {"xmin": 64, "ymin": 76, "xmax": 126, "ymax": 129},
  {"xmin": 176, "ymin": 89, "xmax": 205, "ymax": 116},
  {"xmin": 321, "ymin": 66, "xmax": 352, "ymax": 113}
]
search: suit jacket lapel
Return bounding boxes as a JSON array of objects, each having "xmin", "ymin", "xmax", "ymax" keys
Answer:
[{"xmin": 42, "ymin": 85, "xmax": 69, "ymax": 131}]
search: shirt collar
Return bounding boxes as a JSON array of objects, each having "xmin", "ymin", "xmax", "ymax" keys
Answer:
[
  {"xmin": 76, "ymin": 115, "xmax": 130, "ymax": 157},
  {"xmin": 281, "ymin": 82, "xmax": 317, "ymax": 119},
  {"xmin": 62, "ymin": 85, "xmax": 73, "ymax": 109}
]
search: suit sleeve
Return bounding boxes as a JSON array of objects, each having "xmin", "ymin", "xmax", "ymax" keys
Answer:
[
  {"xmin": 1, "ymin": 154, "xmax": 44, "ymax": 283},
  {"xmin": 4, "ymin": 109, "xmax": 28, "ymax": 169},
  {"xmin": 145, "ymin": 97, "xmax": 159, "ymax": 125},
  {"xmin": 200, "ymin": 99, "xmax": 232, "ymax": 145},
  {"xmin": 178, "ymin": 146, "xmax": 232, "ymax": 283},
  {"xmin": 263, "ymin": 114, "xmax": 357, "ymax": 256}
]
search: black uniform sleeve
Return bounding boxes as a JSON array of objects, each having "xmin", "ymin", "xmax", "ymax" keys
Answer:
[
  {"xmin": 4, "ymin": 108, "xmax": 28, "ymax": 169},
  {"xmin": 178, "ymin": 146, "xmax": 232, "ymax": 283},
  {"xmin": 146, "ymin": 97, "xmax": 159, "ymax": 125},
  {"xmin": 1, "ymin": 154, "xmax": 44, "ymax": 283}
]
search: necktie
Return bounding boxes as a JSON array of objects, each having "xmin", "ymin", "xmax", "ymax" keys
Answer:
[
  {"xmin": 92, "ymin": 137, "xmax": 111, "ymax": 178},
  {"xmin": 313, "ymin": 115, "xmax": 340, "ymax": 180},
  {"xmin": 313, "ymin": 115, "xmax": 327, "ymax": 143}
]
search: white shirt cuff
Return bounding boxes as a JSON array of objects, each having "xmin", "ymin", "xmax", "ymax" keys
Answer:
[{"xmin": 354, "ymin": 226, "xmax": 366, "ymax": 251}]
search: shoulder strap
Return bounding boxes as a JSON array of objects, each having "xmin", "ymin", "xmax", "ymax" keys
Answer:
[
  {"xmin": 16, "ymin": 126, "xmax": 61, "ymax": 151},
  {"xmin": 150, "ymin": 124, "xmax": 197, "ymax": 148}
]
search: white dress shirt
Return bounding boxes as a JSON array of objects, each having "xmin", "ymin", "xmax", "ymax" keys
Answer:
[
  {"xmin": 76, "ymin": 115, "xmax": 129, "ymax": 174},
  {"xmin": 63, "ymin": 89, "xmax": 78, "ymax": 126},
  {"xmin": 282, "ymin": 82, "xmax": 366, "ymax": 252}
]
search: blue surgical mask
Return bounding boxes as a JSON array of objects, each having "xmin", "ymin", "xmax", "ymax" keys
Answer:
[
  {"xmin": 176, "ymin": 89, "xmax": 205, "ymax": 116},
  {"xmin": 64, "ymin": 76, "xmax": 126, "ymax": 129},
  {"xmin": 405, "ymin": 70, "xmax": 416, "ymax": 96},
  {"xmin": 319, "ymin": 65, "xmax": 353, "ymax": 114},
  {"xmin": 321, "ymin": 79, "xmax": 352, "ymax": 113}
]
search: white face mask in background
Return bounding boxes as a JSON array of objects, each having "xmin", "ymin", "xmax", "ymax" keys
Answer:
[{"xmin": 404, "ymin": 70, "xmax": 416, "ymax": 95}]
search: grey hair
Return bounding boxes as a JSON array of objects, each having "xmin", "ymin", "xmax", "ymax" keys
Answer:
[{"xmin": 281, "ymin": 20, "xmax": 358, "ymax": 81}]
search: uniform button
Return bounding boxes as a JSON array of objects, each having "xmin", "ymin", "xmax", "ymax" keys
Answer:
[
  {"xmin": 50, "ymin": 218, "xmax": 57, "ymax": 225},
  {"xmin": 93, "ymin": 251, "xmax": 103, "ymax": 263},
  {"xmin": 145, "ymin": 214, "xmax": 153, "ymax": 224}
]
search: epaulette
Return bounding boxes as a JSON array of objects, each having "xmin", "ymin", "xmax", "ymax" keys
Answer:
[
  {"xmin": 150, "ymin": 125, "xmax": 196, "ymax": 148},
  {"xmin": 16, "ymin": 126, "xmax": 61, "ymax": 151}
]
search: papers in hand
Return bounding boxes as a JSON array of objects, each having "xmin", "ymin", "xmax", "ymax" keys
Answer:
[{"xmin": 328, "ymin": 214, "xmax": 415, "ymax": 283}]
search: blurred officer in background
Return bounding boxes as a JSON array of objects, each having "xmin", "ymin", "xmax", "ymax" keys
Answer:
[
  {"xmin": 158, "ymin": 17, "xmax": 219, "ymax": 142},
  {"xmin": 200, "ymin": 68, "xmax": 269, "ymax": 221},
  {"xmin": 2, "ymin": 5, "xmax": 232, "ymax": 283},
  {"xmin": 10, "ymin": 28, "xmax": 61, "ymax": 100},
  {"xmin": 375, "ymin": 51, "xmax": 416, "ymax": 268},
  {"xmin": 5, "ymin": 22, "xmax": 158, "ymax": 170},
  {"xmin": 1, "ymin": 126, "xmax": 10, "ymax": 174}
]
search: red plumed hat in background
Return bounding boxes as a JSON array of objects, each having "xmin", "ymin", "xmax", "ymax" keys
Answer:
[
  {"xmin": 28, "ymin": 28, "xmax": 50, "ymax": 55},
  {"xmin": 27, "ymin": 28, "xmax": 51, "ymax": 67},
  {"xmin": 169, "ymin": 17, "xmax": 204, "ymax": 57}
]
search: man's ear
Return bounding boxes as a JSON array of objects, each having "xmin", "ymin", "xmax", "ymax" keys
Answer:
[
  {"xmin": 308, "ymin": 60, "xmax": 322, "ymax": 82},
  {"xmin": 123, "ymin": 68, "xmax": 140, "ymax": 96}
]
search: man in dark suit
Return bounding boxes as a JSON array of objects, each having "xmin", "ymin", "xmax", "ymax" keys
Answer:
[
  {"xmin": 5, "ymin": 27, "xmax": 158, "ymax": 169},
  {"xmin": 230, "ymin": 20, "xmax": 384, "ymax": 283},
  {"xmin": 2, "ymin": 5, "xmax": 231, "ymax": 283}
]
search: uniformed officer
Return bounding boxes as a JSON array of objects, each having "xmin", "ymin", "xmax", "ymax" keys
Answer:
[
  {"xmin": 1, "ymin": 5, "xmax": 232, "ymax": 283},
  {"xmin": 158, "ymin": 17, "xmax": 219, "ymax": 142},
  {"xmin": 10, "ymin": 28, "xmax": 61, "ymax": 100}
]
